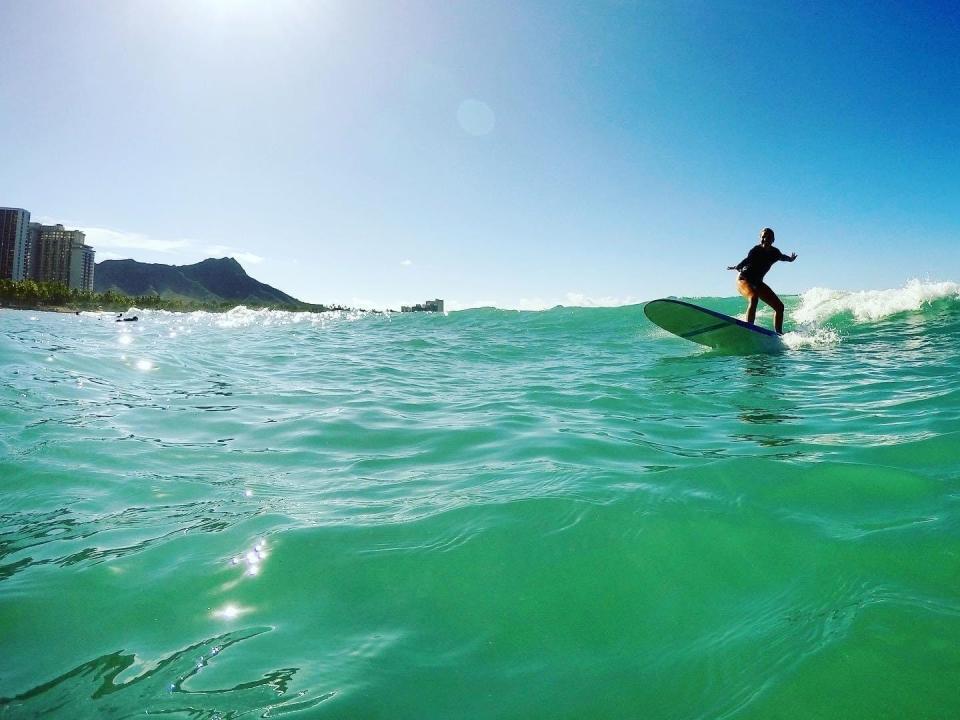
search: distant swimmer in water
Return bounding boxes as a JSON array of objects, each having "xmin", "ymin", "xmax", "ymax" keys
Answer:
[
  {"xmin": 727, "ymin": 227, "xmax": 797, "ymax": 334},
  {"xmin": 116, "ymin": 314, "xmax": 139, "ymax": 322}
]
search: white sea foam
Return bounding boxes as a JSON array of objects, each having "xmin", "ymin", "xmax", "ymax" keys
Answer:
[
  {"xmin": 106, "ymin": 306, "xmax": 371, "ymax": 329},
  {"xmin": 782, "ymin": 327, "xmax": 841, "ymax": 349},
  {"xmin": 793, "ymin": 280, "xmax": 960, "ymax": 325}
]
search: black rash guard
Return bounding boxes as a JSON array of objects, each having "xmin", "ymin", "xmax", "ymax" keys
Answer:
[{"xmin": 735, "ymin": 245, "xmax": 791, "ymax": 286}]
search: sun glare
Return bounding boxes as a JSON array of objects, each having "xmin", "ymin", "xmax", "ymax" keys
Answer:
[{"xmin": 191, "ymin": 0, "xmax": 310, "ymax": 22}]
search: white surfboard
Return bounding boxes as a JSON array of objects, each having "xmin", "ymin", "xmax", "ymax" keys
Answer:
[{"xmin": 644, "ymin": 298, "xmax": 785, "ymax": 353}]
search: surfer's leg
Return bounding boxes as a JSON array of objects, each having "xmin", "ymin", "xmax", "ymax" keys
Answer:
[
  {"xmin": 737, "ymin": 279, "xmax": 759, "ymax": 324},
  {"xmin": 755, "ymin": 283, "xmax": 785, "ymax": 333}
]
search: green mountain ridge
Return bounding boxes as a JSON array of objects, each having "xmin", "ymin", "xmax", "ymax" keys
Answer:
[{"xmin": 94, "ymin": 257, "xmax": 319, "ymax": 309}]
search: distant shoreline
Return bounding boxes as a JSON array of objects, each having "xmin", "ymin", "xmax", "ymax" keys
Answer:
[
  {"xmin": 0, "ymin": 277, "xmax": 353, "ymax": 316},
  {"xmin": 0, "ymin": 305, "xmax": 81, "ymax": 314},
  {"xmin": 0, "ymin": 301, "xmax": 361, "ymax": 315}
]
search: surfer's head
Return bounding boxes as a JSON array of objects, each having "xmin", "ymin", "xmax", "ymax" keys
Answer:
[{"xmin": 759, "ymin": 227, "xmax": 775, "ymax": 246}]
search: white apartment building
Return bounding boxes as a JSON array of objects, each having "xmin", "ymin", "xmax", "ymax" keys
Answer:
[{"xmin": 29, "ymin": 223, "xmax": 96, "ymax": 291}]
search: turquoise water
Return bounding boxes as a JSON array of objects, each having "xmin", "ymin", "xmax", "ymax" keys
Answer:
[{"xmin": 2, "ymin": 282, "xmax": 960, "ymax": 719}]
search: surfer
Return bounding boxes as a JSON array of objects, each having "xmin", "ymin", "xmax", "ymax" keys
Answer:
[{"xmin": 728, "ymin": 227, "xmax": 797, "ymax": 334}]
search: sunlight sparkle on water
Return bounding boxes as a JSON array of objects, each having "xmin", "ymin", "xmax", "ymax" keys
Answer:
[
  {"xmin": 231, "ymin": 539, "xmax": 268, "ymax": 577},
  {"xmin": 212, "ymin": 603, "xmax": 251, "ymax": 621}
]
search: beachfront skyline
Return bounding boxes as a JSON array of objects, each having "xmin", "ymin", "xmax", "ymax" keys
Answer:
[{"xmin": 1, "ymin": 1, "xmax": 957, "ymax": 310}]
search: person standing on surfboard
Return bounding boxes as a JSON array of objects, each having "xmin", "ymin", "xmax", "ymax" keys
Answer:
[{"xmin": 727, "ymin": 227, "xmax": 797, "ymax": 334}]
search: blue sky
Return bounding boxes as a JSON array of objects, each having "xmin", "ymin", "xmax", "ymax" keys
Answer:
[{"xmin": 1, "ymin": 0, "xmax": 957, "ymax": 309}]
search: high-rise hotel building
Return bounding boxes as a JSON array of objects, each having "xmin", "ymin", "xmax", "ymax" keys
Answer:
[
  {"xmin": 29, "ymin": 223, "xmax": 96, "ymax": 291},
  {"xmin": 0, "ymin": 207, "xmax": 32, "ymax": 281},
  {"xmin": 0, "ymin": 207, "xmax": 96, "ymax": 291}
]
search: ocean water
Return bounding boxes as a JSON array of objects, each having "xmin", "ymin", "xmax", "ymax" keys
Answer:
[{"xmin": 2, "ymin": 281, "xmax": 959, "ymax": 720}]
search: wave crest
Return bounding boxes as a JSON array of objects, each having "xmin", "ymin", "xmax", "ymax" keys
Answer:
[
  {"xmin": 793, "ymin": 280, "xmax": 960, "ymax": 324},
  {"xmin": 115, "ymin": 305, "xmax": 372, "ymax": 328}
]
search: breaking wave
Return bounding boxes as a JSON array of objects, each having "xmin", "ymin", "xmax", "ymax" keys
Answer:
[{"xmin": 793, "ymin": 280, "xmax": 960, "ymax": 325}]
